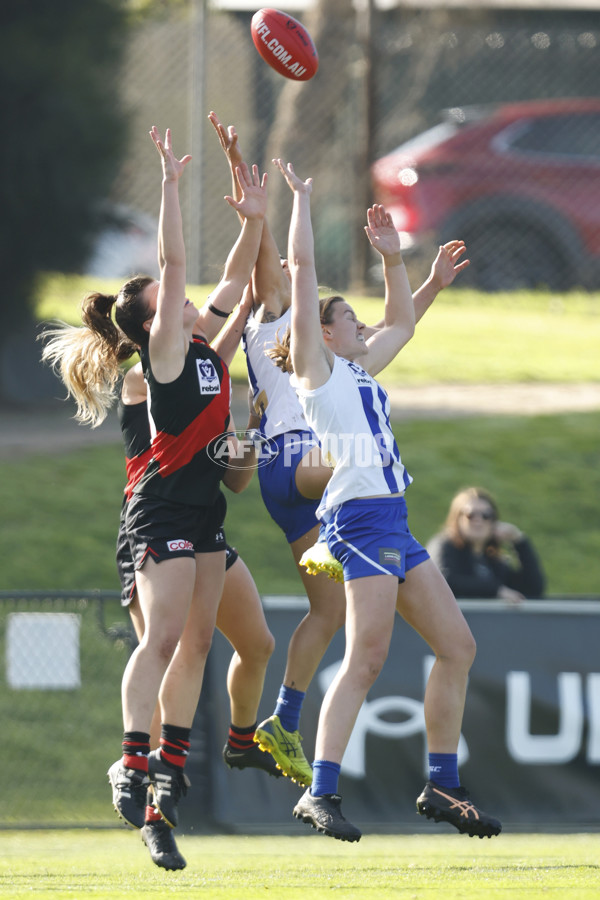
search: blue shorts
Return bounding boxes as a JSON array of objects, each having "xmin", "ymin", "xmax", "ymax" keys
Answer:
[
  {"xmin": 324, "ymin": 495, "xmax": 429, "ymax": 583},
  {"xmin": 258, "ymin": 430, "xmax": 320, "ymax": 543}
]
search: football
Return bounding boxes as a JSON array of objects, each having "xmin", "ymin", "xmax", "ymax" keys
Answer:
[{"xmin": 251, "ymin": 8, "xmax": 318, "ymax": 81}]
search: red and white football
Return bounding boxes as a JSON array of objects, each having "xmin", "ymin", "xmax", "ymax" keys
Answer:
[{"xmin": 251, "ymin": 8, "xmax": 318, "ymax": 81}]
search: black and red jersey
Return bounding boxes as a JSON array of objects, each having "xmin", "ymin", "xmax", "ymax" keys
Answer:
[
  {"xmin": 133, "ymin": 335, "xmax": 230, "ymax": 507},
  {"xmin": 118, "ymin": 399, "xmax": 153, "ymax": 502}
]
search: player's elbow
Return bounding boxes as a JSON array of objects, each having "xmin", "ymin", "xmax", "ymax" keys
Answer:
[{"xmin": 388, "ymin": 320, "xmax": 415, "ymax": 348}]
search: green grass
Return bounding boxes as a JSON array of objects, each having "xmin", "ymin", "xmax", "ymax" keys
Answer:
[
  {"xmin": 1, "ymin": 832, "xmax": 599, "ymax": 898},
  {"xmin": 2, "ymin": 412, "xmax": 598, "ymax": 596},
  {"xmin": 35, "ymin": 272, "xmax": 600, "ymax": 385}
]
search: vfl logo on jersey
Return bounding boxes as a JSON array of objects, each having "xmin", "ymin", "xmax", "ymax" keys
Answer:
[
  {"xmin": 347, "ymin": 360, "xmax": 372, "ymax": 386},
  {"xmin": 196, "ymin": 359, "xmax": 221, "ymax": 394}
]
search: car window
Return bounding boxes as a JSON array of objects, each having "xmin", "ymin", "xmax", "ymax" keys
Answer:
[
  {"xmin": 505, "ymin": 114, "xmax": 600, "ymax": 161},
  {"xmin": 391, "ymin": 122, "xmax": 458, "ymax": 157}
]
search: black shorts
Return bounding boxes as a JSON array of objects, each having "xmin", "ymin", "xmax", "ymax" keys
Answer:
[
  {"xmin": 116, "ymin": 495, "xmax": 237, "ymax": 607},
  {"xmin": 118, "ymin": 492, "xmax": 231, "ymax": 605}
]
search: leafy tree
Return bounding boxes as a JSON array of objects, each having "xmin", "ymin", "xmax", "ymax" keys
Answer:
[{"xmin": 0, "ymin": 0, "xmax": 128, "ymax": 401}]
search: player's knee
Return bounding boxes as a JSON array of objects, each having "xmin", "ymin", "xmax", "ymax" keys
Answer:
[
  {"xmin": 309, "ymin": 599, "xmax": 346, "ymax": 635},
  {"xmin": 155, "ymin": 633, "xmax": 180, "ymax": 664},
  {"xmin": 439, "ymin": 629, "xmax": 476, "ymax": 672},
  {"xmin": 264, "ymin": 629, "xmax": 276, "ymax": 659},
  {"xmin": 252, "ymin": 629, "xmax": 276, "ymax": 664},
  {"xmin": 457, "ymin": 627, "xmax": 477, "ymax": 668},
  {"xmin": 352, "ymin": 643, "xmax": 389, "ymax": 688}
]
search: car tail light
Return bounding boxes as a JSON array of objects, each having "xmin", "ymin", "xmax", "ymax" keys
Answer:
[
  {"xmin": 385, "ymin": 186, "xmax": 422, "ymax": 233},
  {"xmin": 389, "ymin": 201, "xmax": 420, "ymax": 233}
]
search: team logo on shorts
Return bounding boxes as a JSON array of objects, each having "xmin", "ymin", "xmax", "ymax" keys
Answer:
[
  {"xmin": 379, "ymin": 547, "xmax": 401, "ymax": 567},
  {"xmin": 167, "ymin": 539, "xmax": 194, "ymax": 551},
  {"xmin": 196, "ymin": 359, "xmax": 221, "ymax": 394}
]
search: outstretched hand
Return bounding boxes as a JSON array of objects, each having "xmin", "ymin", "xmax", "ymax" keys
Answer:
[
  {"xmin": 273, "ymin": 158, "xmax": 313, "ymax": 195},
  {"xmin": 208, "ymin": 111, "xmax": 244, "ymax": 168},
  {"xmin": 430, "ymin": 240, "xmax": 470, "ymax": 290},
  {"xmin": 225, "ymin": 163, "xmax": 268, "ymax": 219},
  {"xmin": 364, "ymin": 204, "xmax": 401, "ymax": 258},
  {"xmin": 149, "ymin": 126, "xmax": 192, "ymax": 182}
]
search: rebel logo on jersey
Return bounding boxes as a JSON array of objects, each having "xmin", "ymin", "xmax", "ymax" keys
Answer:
[{"xmin": 196, "ymin": 359, "xmax": 220, "ymax": 394}]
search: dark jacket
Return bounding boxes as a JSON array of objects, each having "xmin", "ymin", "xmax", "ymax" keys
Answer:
[{"xmin": 427, "ymin": 533, "xmax": 546, "ymax": 599}]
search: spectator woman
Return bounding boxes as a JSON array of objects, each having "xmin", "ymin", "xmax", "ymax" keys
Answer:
[{"xmin": 427, "ymin": 487, "xmax": 546, "ymax": 602}]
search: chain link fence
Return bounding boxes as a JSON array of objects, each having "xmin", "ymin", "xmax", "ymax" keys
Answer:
[
  {"xmin": 0, "ymin": 591, "xmax": 238, "ymax": 831},
  {"xmin": 0, "ymin": 592, "xmax": 134, "ymax": 827},
  {"xmin": 99, "ymin": 1, "xmax": 600, "ymax": 293}
]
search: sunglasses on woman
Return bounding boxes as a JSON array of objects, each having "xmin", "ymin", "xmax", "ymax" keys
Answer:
[{"xmin": 463, "ymin": 510, "xmax": 494, "ymax": 521}]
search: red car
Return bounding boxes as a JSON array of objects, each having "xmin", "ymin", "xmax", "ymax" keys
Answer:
[{"xmin": 371, "ymin": 98, "xmax": 600, "ymax": 291}]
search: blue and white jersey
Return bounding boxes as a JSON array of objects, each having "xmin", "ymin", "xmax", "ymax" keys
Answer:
[
  {"xmin": 243, "ymin": 307, "xmax": 308, "ymax": 439},
  {"xmin": 291, "ymin": 355, "xmax": 412, "ymax": 519}
]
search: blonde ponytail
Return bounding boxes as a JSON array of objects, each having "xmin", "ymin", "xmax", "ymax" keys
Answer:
[
  {"xmin": 40, "ymin": 291, "xmax": 138, "ymax": 427},
  {"xmin": 267, "ymin": 324, "xmax": 293, "ymax": 373},
  {"xmin": 266, "ymin": 295, "xmax": 344, "ymax": 374}
]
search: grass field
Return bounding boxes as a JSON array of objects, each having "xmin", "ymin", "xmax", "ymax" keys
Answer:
[
  {"xmin": 1, "ymin": 831, "xmax": 599, "ymax": 899},
  {"xmin": 2, "ymin": 411, "xmax": 599, "ymax": 596}
]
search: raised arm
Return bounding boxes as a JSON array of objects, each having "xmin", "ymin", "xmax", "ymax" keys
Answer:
[
  {"xmin": 273, "ymin": 159, "xmax": 332, "ymax": 390},
  {"xmin": 208, "ymin": 111, "xmax": 244, "ymax": 215},
  {"xmin": 413, "ymin": 240, "xmax": 470, "ymax": 323},
  {"xmin": 147, "ymin": 126, "xmax": 192, "ymax": 377},
  {"xmin": 209, "ymin": 111, "xmax": 290, "ymax": 317},
  {"xmin": 364, "ymin": 239, "xmax": 470, "ymax": 338},
  {"xmin": 194, "ymin": 162, "xmax": 267, "ymax": 342},
  {"xmin": 210, "ymin": 283, "xmax": 254, "ymax": 368},
  {"xmin": 360, "ymin": 205, "xmax": 415, "ymax": 377}
]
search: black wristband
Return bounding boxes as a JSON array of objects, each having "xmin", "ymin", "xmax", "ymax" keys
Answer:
[{"xmin": 208, "ymin": 303, "xmax": 230, "ymax": 318}]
